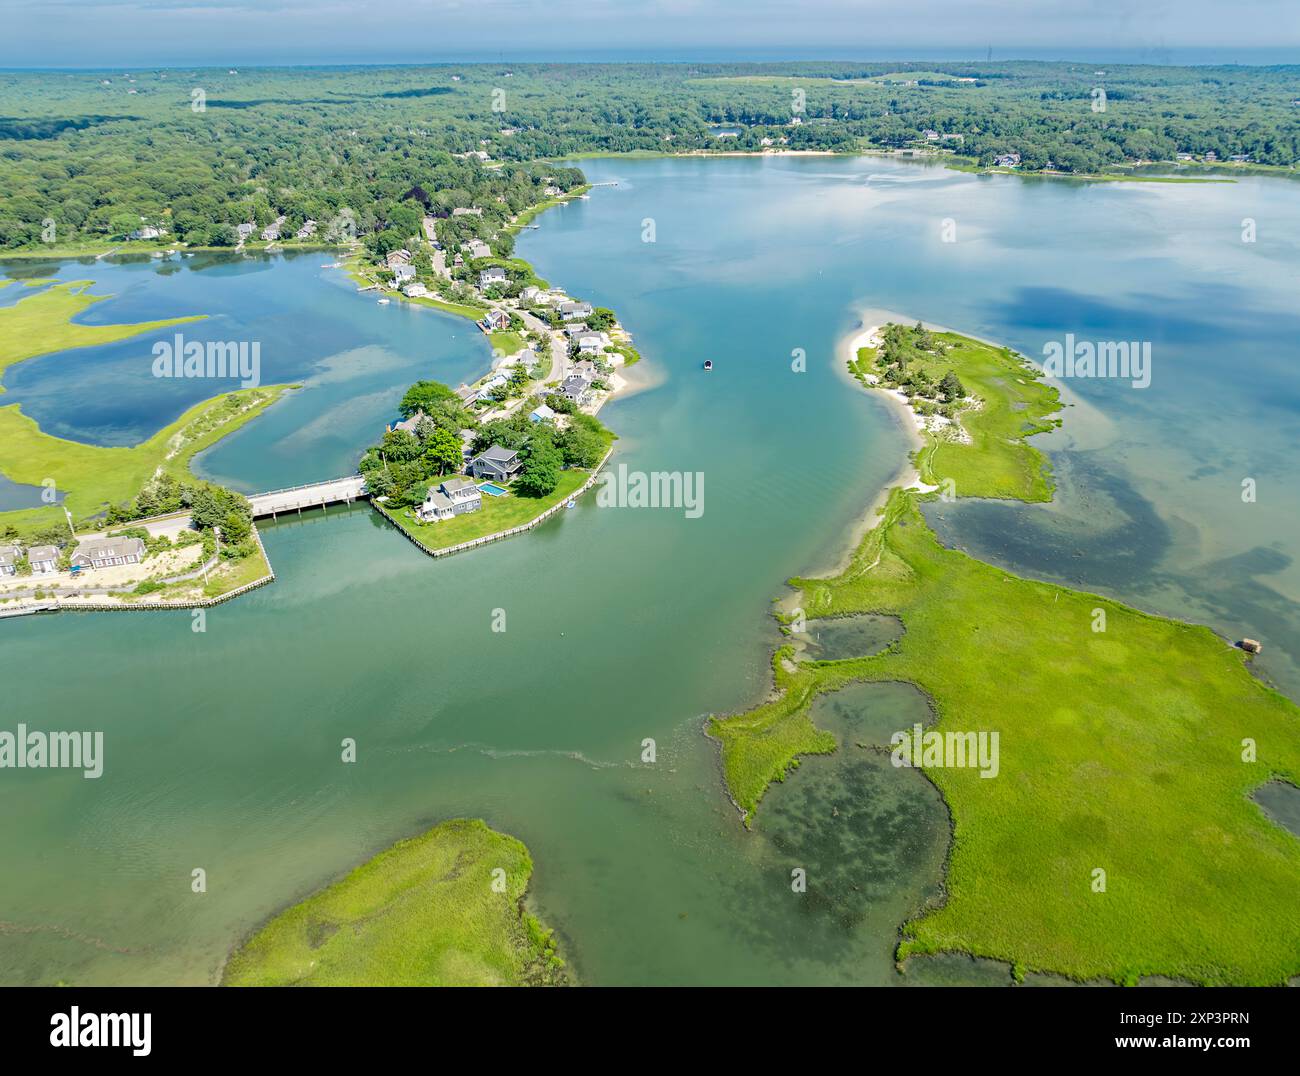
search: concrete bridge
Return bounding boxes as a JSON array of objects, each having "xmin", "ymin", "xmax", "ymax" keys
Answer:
[{"xmin": 248, "ymin": 475, "xmax": 368, "ymax": 519}]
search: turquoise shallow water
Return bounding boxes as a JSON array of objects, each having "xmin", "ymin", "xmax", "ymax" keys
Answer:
[{"xmin": 1, "ymin": 155, "xmax": 1298, "ymax": 985}]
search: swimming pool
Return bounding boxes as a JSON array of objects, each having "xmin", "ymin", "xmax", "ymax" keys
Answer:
[{"xmin": 478, "ymin": 482, "xmax": 509, "ymax": 497}]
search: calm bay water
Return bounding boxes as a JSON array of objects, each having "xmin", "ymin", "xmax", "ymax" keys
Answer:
[{"xmin": 1, "ymin": 155, "xmax": 1298, "ymax": 986}]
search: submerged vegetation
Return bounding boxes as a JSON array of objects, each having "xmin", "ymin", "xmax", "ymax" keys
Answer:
[
  {"xmin": 222, "ymin": 819, "xmax": 567, "ymax": 987},
  {"xmin": 710, "ymin": 324, "xmax": 1300, "ymax": 985}
]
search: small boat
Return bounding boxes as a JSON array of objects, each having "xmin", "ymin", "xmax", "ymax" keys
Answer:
[
  {"xmin": 703, "ymin": 360, "xmax": 713, "ymax": 371},
  {"xmin": 377, "ymin": 298, "xmax": 390, "ymax": 305},
  {"xmin": 566, "ymin": 499, "xmax": 576, "ymax": 509}
]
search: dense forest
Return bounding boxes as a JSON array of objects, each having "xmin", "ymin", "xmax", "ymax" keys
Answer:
[{"xmin": 2, "ymin": 60, "xmax": 1300, "ymax": 249}]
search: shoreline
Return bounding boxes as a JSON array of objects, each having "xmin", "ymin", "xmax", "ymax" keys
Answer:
[{"xmin": 810, "ymin": 315, "xmax": 937, "ymax": 581}]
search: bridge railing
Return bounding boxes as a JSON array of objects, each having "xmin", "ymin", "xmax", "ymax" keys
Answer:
[{"xmin": 248, "ymin": 475, "xmax": 366, "ymax": 501}]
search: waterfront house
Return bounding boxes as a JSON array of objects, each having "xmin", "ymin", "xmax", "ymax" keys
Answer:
[
  {"xmin": 558, "ymin": 301, "xmax": 593, "ymax": 321},
  {"xmin": 543, "ymin": 185, "xmax": 562, "ymax": 196},
  {"xmin": 529, "ymin": 403, "xmax": 556, "ymax": 424},
  {"xmin": 481, "ymin": 309, "xmax": 511, "ymax": 332},
  {"xmin": 417, "ymin": 477, "xmax": 482, "ymax": 523},
  {"xmin": 465, "ymin": 238, "xmax": 491, "ymax": 259},
  {"xmin": 557, "ymin": 375, "xmax": 590, "ymax": 404},
  {"xmin": 0, "ymin": 545, "xmax": 18, "ymax": 576},
  {"xmin": 27, "ymin": 545, "xmax": 59, "ymax": 574},
  {"xmin": 71, "ymin": 536, "xmax": 146, "ymax": 571},
  {"xmin": 479, "ymin": 267, "xmax": 508, "ymax": 290},
  {"xmin": 572, "ymin": 331, "xmax": 603, "ymax": 355},
  {"xmin": 261, "ymin": 215, "xmax": 286, "ymax": 242},
  {"xmin": 236, "ymin": 222, "xmax": 255, "ymax": 241},
  {"xmin": 469, "ymin": 445, "xmax": 524, "ymax": 482},
  {"xmin": 392, "ymin": 264, "xmax": 415, "ymax": 284},
  {"xmin": 416, "ymin": 489, "xmax": 455, "ymax": 523},
  {"xmin": 129, "ymin": 225, "xmax": 162, "ymax": 240},
  {"xmin": 520, "ymin": 285, "xmax": 542, "ymax": 303},
  {"xmin": 438, "ymin": 476, "xmax": 483, "ymax": 514},
  {"xmin": 296, "ymin": 219, "xmax": 317, "ymax": 239},
  {"xmin": 386, "ymin": 249, "xmax": 412, "ymax": 269},
  {"xmin": 391, "ymin": 409, "xmax": 427, "ymax": 435},
  {"xmin": 403, "ymin": 282, "xmax": 428, "ymax": 298},
  {"xmin": 452, "ymin": 207, "xmax": 483, "ymax": 217},
  {"xmin": 994, "ymin": 153, "xmax": 1021, "ymax": 167}
]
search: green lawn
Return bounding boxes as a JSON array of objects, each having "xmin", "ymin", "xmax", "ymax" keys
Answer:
[
  {"xmin": 0, "ymin": 279, "xmax": 205, "ymax": 393},
  {"xmin": 221, "ymin": 819, "xmax": 567, "ymax": 986},
  {"xmin": 383, "ymin": 467, "xmax": 592, "ymax": 552},
  {"xmin": 408, "ymin": 293, "xmax": 488, "ymax": 320},
  {"xmin": 711, "ymin": 325, "xmax": 1300, "ymax": 985},
  {"xmin": 852, "ymin": 330, "xmax": 1060, "ymax": 501},
  {"xmin": 488, "ymin": 330, "xmax": 526, "ymax": 356}
]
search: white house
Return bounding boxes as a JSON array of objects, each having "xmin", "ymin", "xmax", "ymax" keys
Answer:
[
  {"xmin": 0, "ymin": 545, "xmax": 18, "ymax": 577},
  {"xmin": 417, "ymin": 477, "xmax": 482, "ymax": 523},
  {"xmin": 572, "ymin": 331, "xmax": 603, "ymax": 355},
  {"xmin": 529, "ymin": 403, "xmax": 557, "ymax": 424},
  {"xmin": 558, "ymin": 301, "xmax": 593, "ymax": 321},
  {"xmin": 479, "ymin": 267, "xmax": 508, "ymax": 290},
  {"xmin": 236, "ymin": 222, "xmax": 255, "ymax": 241},
  {"xmin": 27, "ymin": 545, "xmax": 60, "ymax": 574},
  {"xmin": 403, "ymin": 282, "xmax": 429, "ymax": 298},
  {"xmin": 520, "ymin": 285, "xmax": 542, "ymax": 303},
  {"xmin": 393, "ymin": 264, "xmax": 415, "ymax": 283}
]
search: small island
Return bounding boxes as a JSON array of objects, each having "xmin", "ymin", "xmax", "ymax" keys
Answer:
[{"xmin": 221, "ymin": 819, "xmax": 568, "ymax": 987}]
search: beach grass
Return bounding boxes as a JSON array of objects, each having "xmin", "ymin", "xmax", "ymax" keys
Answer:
[
  {"xmin": 851, "ymin": 330, "xmax": 1060, "ymax": 501},
  {"xmin": 221, "ymin": 819, "xmax": 567, "ymax": 986},
  {"xmin": 710, "ymin": 324, "xmax": 1300, "ymax": 985},
  {"xmin": 0, "ymin": 386, "xmax": 288, "ymax": 535}
]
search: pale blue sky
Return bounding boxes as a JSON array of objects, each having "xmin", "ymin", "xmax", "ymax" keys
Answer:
[{"xmin": 2, "ymin": 0, "xmax": 1298, "ymax": 68}]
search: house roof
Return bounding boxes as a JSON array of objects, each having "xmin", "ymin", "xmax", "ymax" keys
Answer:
[
  {"xmin": 0, "ymin": 545, "xmax": 18, "ymax": 567},
  {"xmin": 27, "ymin": 545, "xmax": 58, "ymax": 561},
  {"xmin": 478, "ymin": 444, "xmax": 519, "ymax": 463},
  {"xmin": 72, "ymin": 536, "xmax": 146, "ymax": 561},
  {"xmin": 440, "ymin": 477, "xmax": 475, "ymax": 494},
  {"xmin": 422, "ymin": 491, "xmax": 454, "ymax": 511}
]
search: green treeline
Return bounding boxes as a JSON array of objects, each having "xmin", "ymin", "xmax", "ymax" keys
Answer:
[{"xmin": 2, "ymin": 61, "xmax": 1299, "ymax": 249}]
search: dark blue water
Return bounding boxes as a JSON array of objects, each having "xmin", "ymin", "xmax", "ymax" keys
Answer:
[{"xmin": 1, "ymin": 252, "xmax": 487, "ymax": 488}]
